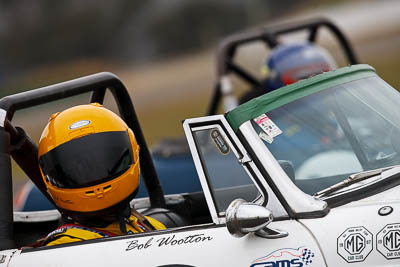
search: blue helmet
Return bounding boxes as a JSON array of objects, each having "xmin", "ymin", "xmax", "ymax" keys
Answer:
[{"xmin": 262, "ymin": 43, "xmax": 337, "ymax": 91}]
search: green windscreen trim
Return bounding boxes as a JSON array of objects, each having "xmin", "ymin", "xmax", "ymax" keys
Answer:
[{"xmin": 226, "ymin": 64, "xmax": 377, "ymax": 132}]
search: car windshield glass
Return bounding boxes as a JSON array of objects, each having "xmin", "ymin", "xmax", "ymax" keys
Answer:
[{"xmin": 250, "ymin": 76, "xmax": 400, "ymax": 195}]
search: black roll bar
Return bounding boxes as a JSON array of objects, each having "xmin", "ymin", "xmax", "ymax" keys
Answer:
[
  {"xmin": 207, "ymin": 17, "xmax": 359, "ymax": 116},
  {"xmin": 0, "ymin": 130, "xmax": 14, "ymax": 250},
  {"xmin": 0, "ymin": 72, "xmax": 165, "ymax": 249}
]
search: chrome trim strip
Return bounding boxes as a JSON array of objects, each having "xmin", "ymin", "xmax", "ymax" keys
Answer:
[
  {"xmin": 14, "ymin": 209, "xmax": 61, "ymax": 222},
  {"xmin": 132, "ymin": 194, "xmax": 186, "ymax": 210},
  {"xmin": 239, "ymin": 121, "xmax": 328, "ymax": 214}
]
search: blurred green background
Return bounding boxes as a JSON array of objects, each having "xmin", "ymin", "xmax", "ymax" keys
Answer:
[{"xmin": 2, "ymin": 0, "xmax": 399, "ymax": 191}]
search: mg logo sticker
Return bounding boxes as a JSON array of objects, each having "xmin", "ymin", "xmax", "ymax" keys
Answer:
[
  {"xmin": 384, "ymin": 231, "xmax": 400, "ymax": 251},
  {"xmin": 344, "ymin": 233, "xmax": 365, "ymax": 254},
  {"xmin": 337, "ymin": 226, "xmax": 373, "ymax": 263},
  {"xmin": 377, "ymin": 223, "xmax": 400, "ymax": 259}
]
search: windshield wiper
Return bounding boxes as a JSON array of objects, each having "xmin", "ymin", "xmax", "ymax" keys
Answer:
[{"xmin": 314, "ymin": 165, "xmax": 400, "ymax": 198}]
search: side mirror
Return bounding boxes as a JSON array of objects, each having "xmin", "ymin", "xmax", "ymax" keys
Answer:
[{"xmin": 226, "ymin": 199, "xmax": 288, "ymax": 239}]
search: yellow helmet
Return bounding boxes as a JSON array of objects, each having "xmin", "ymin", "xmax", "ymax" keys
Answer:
[{"xmin": 38, "ymin": 103, "xmax": 140, "ymax": 218}]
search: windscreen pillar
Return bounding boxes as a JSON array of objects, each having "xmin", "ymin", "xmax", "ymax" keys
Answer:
[{"xmin": 0, "ymin": 129, "xmax": 15, "ymax": 249}]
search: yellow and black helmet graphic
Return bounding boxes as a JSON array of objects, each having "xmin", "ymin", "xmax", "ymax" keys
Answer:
[{"xmin": 38, "ymin": 103, "xmax": 140, "ymax": 216}]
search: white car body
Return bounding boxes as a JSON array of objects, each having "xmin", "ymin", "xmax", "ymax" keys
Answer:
[{"xmin": 1, "ymin": 113, "xmax": 399, "ymax": 267}]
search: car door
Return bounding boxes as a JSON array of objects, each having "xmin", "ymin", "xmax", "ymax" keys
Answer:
[{"xmin": 179, "ymin": 115, "xmax": 327, "ymax": 267}]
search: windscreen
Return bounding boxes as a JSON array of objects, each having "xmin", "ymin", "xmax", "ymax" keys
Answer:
[{"xmin": 251, "ymin": 76, "xmax": 400, "ymax": 195}]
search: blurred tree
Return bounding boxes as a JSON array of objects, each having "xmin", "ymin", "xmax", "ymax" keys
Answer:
[{"xmin": 0, "ymin": 0, "xmax": 297, "ymax": 81}]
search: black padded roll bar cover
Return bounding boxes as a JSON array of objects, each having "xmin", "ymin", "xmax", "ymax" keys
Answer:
[
  {"xmin": 10, "ymin": 127, "xmax": 55, "ymax": 206},
  {"xmin": 0, "ymin": 72, "xmax": 165, "ymax": 208},
  {"xmin": 0, "ymin": 130, "xmax": 15, "ymax": 249}
]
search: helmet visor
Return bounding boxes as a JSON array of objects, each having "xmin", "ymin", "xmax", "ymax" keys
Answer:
[{"xmin": 39, "ymin": 131, "xmax": 134, "ymax": 189}]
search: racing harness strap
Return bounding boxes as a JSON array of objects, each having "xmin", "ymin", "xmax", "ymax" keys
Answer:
[
  {"xmin": 41, "ymin": 224, "xmax": 117, "ymax": 246},
  {"xmin": 41, "ymin": 211, "xmax": 165, "ymax": 246}
]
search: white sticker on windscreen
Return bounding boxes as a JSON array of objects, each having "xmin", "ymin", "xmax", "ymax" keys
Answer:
[{"xmin": 254, "ymin": 114, "xmax": 282, "ymax": 143}]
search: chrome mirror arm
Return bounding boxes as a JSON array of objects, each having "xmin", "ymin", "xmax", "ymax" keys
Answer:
[{"xmin": 255, "ymin": 227, "xmax": 288, "ymax": 239}]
